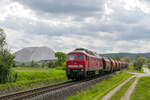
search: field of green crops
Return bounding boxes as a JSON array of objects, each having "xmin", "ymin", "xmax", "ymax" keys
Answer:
[{"xmin": 0, "ymin": 67, "xmax": 67, "ymax": 96}]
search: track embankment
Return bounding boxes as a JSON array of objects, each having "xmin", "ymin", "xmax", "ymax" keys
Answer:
[{"xmin": 0, "ymin": 70, "xmax": 124, "ymax": 100}]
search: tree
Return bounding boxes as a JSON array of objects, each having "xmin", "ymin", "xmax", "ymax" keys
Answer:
[
  {"xmin": 31, "ymin": 60, "xmax": 36, "ymax": 67},
  {"xmin": 21, "ymin": 63, "xmax": 25, "ymax": 67},
  {"xmin": 135, "ymin": 55, "xmax": 141, "ymax": 61},
  {"xmin": 112, "ymin": 57, "xmax": 121, "ymax": 61},
  {"xmin": 121, "ymin": 56, "xmax": 130, "ymax": 63},
  {"xmin": 133, "ymin": 55, "xmax": 146, "ymax": 70},
  {"xmin": 55, "ymin": 52, "xmax": 67, "ymax": 66},
  {"xmin": 0, "ymin": 28, "xmax": 17, "ymax": 83},
  {"xmin": 0, "ymin": 29, "xmax": 6, "ymax": 48},
  {"xmin": 146, "ymin": 59, "xmax": 150, "ymax": 69}
]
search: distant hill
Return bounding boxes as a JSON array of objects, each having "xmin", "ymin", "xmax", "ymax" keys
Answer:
[
  {"xmin": 14, "ymin": 47, "xmax": 57, "ymax": 63},
  {"xmin": 100, "ymin": 53, "xmax": 150, "ymax": 60}
]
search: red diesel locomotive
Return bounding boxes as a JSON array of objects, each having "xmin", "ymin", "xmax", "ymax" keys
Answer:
[{"xmin": 66, "ymin": 48, "xmax": 128, "ymax": 80}]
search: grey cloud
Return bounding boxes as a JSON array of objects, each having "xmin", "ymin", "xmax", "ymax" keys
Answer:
[
  {"xmin": 14, "ymin": 0, "xmax": 105, "ymax": 19},
  {"xmin": 0, "ymin": 16, "xmax": 111, "ymax": 40},
  {"xmin": 0, "ymin": 16, "xmax": 65, "ymax": 36},
  {"xmin": 2, "ymin": 0, "xmax": 150, "ymax": 53},
  {"xmin": 111, "ymin": 7, "xmax": 144, "ymax": 24},
  {"xmin": 96, "ymin": 0, "xmax": 150, "ymax": 41}
]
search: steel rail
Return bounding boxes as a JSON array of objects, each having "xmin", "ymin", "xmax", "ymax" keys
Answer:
[{"xmin": 0, "ymin": 81, "xmax": 75, "ymax": 100}]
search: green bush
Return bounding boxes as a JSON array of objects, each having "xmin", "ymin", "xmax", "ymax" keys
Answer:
[
  {"xmin": 0, "ymin": 49, "xmax": 17, "ymax": 83},
  {"xmin": 48, "ymin": 61, "xmax": 56, "ymax": 68},
  {"xmin": 0, "ymin": 28, "xmax": 17, "ymax": 83},
  {"xmin": 128, "ymin": 63, "xmax": 144, "ymax": 73}
]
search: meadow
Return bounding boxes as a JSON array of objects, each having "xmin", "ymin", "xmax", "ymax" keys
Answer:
[
  {"xmin": 0, "ymin": 67, "xmax": 67, "ymax": 96},
  {"xmin": 66, "ymin": 72, "xmax": 133, "ymax": 100},
  {"xmin": 131, "ymin": 77, "xmax": 150, "ymax": 100},
  {"xmin": 127, "ymin": 64, "xmax": 144, "ymax": 73},
  {"xmin": 0, "ymin": 65, "xmax": 142, "ymax": 97}
]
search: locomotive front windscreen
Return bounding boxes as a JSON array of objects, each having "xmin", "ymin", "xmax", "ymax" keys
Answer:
[
  {"xmin": 67, "ymin": 54, "xmax": 84, "ymax": 68},
  {"xmin": 68, "ymin": 54, "xmax": 83, "ymax": 60},
  {"xmin": 76, "ymin": 55, "xmax": 83, "ymax": 60},
  {"xmin": 68, "ymin": 55, "xmax": 75, "ymax": 60}
]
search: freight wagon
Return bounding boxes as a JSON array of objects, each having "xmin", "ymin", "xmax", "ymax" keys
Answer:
[{"xmin": 66, "ymin": 48, "xmax": 128, "ymax": 80}]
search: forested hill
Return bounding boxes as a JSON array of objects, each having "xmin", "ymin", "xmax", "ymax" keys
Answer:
[{"xmin": 100, "ymin": 53, "xmax": 150, "ymax": 60}]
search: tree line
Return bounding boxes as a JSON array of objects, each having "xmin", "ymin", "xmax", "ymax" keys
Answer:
[
  {"xmin": 113, "ymin": 55, "xmax": 148, "ymax": 71},
  {"xmin": 17, "ymin": 52, "xmax": 67, "ymax": 69}
]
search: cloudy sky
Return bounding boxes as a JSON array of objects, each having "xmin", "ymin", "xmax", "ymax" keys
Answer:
[{"xmin": 0, "ymin": 0, "xmax": 150, "ymax": 53}]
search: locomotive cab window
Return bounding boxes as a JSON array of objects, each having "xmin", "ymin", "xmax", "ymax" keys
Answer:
[
  {"xmin": 76, "ymin": 55, "xmax": 83, "ymax": 60},
  {"xmin": 85, "ymin": 56, "xmax": 88, "ymax": 60},
  {"xmin": 68, "ymin": 55, "xmax": 75, "ymax": 60}
]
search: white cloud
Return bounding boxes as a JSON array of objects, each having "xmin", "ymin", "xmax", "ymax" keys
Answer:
[
  {"xmin": 1, "ymin": 0, "xmax": 150, "ymax": 53},
  {"xmin": 0, "ymin": 0, "xmax": 36, "ymax": 21}
]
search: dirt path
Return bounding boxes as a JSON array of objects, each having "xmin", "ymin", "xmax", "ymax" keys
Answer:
[
  {"xmin": 121, "ymin": 76, "xmax": 139, "ymax": 100},
  {"xmin": 121, "ymin": 67, "xmax": 150, "ymax": 100},
  {"xmin": 101, "ymin": 67, "xmax": 150, "ymax": 100},
  {"xmin": 101, "ymin": 76, "xmax": 135, "ymax": 100}
]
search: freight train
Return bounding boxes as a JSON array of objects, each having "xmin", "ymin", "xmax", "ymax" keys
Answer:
[{"xmin": 66, "ymin": 48, "xmax": 128, "ymax": 80}]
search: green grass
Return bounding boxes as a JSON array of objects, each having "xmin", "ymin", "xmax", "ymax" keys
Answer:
[
  {"xmin": 145, "ymin": 65, "xmax": 150, "ymax": 70},
  {"xmin": 128, "ymin": 65, "xmax": 144, "ymax": 73},
  {"xmin": 13, "ymin": 67, "xmax": 53, "ymax": 72},
  {"xmin": 109, "ymin": 77, "xmax": 136, "ymax": 100},
  {"xmin": 0, "ymin": 67, "xmax": 67, "ymax": 96},
  {"xmin": 66, "ymin": 72, "xmax": 133, "ymax": 100},
  {"xmin": 147, "ymin": 67, "xmax": 150, "ymax": 69},
  {"xmin": 131, "ymin": 77, "xmax": 150, "ymax": 100}
]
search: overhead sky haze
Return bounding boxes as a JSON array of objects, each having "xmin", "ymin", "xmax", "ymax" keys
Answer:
[{"xmin": 0, "ymin": 0, "xmax": 150, "ymax": 53}]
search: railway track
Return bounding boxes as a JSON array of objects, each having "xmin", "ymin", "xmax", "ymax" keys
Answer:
[
  {"xmin": 0, "ymin": 81, "xmax": 79, "ymax": 100},
  {"xmin": 0, "ymin": 69, "xmax": 126, "ymax": 100}
]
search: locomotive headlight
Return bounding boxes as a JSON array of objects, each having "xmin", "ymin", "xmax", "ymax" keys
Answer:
[
  {"xmin": 68, "ymin": 65, "xmax": 83, "ymax": 67},
  {"xmin": 68, "ymin": 65, "xmax": 77, "ymax": 67},
  {"xmin": 79, "ymin": 65, "xmax": 83, "ymax": 67},
  {"xmin": 68, "ymin": 65, "xmax": 73, "ymax": 67}
]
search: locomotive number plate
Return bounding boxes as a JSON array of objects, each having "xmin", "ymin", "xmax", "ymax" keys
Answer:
[{"xmin": 68, "ymin": 65, "xmax": 83, "ymax": 67}]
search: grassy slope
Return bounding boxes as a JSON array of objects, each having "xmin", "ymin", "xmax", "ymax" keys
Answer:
[
  {"xmin": 66, "ymin": 72, "xmax": 133, "ymax": 100},
  {"xmin": 0, "ymin": 67, "xmax": 67, "ymax": 96},
  {"xmin": 109, "ymin": 77, "xmax": 136, "ymax": 100},
  {"xmin": 131, "ymin": 77, "xmax": 150, "ymax": 100}
]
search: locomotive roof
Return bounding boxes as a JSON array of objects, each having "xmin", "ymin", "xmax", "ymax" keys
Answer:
[
  {"xmin": 69, "ymin": 48, "xmax": 102, "ymax": 58},
  {"xmin": 74, "ymin": 48, "xmax": 98, "ymax": 56}
]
